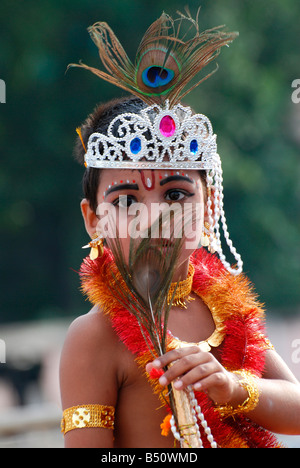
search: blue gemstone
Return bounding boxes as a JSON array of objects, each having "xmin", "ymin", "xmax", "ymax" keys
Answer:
[
  {"xmin": 190, "ymin": 139, "xmax": 198, "ymax": 154},
  {"xmin": 142, "ymin": 66, "xmax": 175, "ymax": 88},
  {"xmin": 130, "ymin": 137, "xmax": 142, "ymax": 154}
]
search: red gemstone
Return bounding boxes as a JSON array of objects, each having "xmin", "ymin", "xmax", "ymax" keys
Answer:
[{"xmin": 159, "ymin": 115, "xmax": 176, "ymax": 137}]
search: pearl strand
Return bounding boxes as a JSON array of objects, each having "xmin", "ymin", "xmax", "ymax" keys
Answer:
[
  {"xmin": 170, "ymin": 415, "xmax": 182, "ymax": 443},
  {"xmin": 187, "ymin": 386, "xmax": 217, "ymax": 449},
  {"xmin": 216, "ymin": 166, "xmax": 243, "ymax": 274},
  {"xmin": 170, "ymin": 388, "xmax": 217, "ymax": 449},
  {"xmin": 206, "ymin": 164, "xmax": 243, "ymax": 275},
  {"xmin": 206, "ymin": 170, "xmax": 216, "ymax": 243}
]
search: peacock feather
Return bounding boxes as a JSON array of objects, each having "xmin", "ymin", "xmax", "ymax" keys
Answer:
[
  {"xmin": 103, "ymin": 205, "xmax": 197, "ymax": 434},
  {"xmin": 104, "ymin": 205, "xmax": 188, "ymax": 359},
  {"xmin": 69, "ymin": 8, "xmax": 238, "ymax": 107}
]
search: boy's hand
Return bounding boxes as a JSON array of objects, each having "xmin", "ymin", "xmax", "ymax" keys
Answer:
[{"xmin": 146, "ymin": 346, "xmax": 243, "ymax": 406}]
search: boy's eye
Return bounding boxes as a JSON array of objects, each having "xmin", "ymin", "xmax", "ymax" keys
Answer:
[
  {"xmin": 112, "ymin": 195, "xmax": 137, "ymax": 208},
  {"xmin": 165, "ymin": 189, "xmax": 194, "ymax": 202}
]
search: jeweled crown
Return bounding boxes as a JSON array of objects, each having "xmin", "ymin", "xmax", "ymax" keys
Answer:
[
  {"xmin": 73, "ymin": 11, "xmax": 243, "ymax": 275},
  {"xmin": 85, "ymin": 101, "xmax": 219, "ymax": 170}
]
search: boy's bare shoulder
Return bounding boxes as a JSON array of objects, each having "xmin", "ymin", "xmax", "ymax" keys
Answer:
[
  {"xmin": 60, "ymin": 306, "xmax": 126, "ymax": 409},
  {"xmin": 63, "ymin": 306, "xmax": 119, "ymax": 354}
]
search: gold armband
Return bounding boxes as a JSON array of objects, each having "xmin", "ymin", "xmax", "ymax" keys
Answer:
[
  {"xmin": 61, "ymin": 404, "xmax": 115, "ymax": 435},
  {"xmin": 216, "ymin": 370, "xmax": 260, "ymax": 419}
]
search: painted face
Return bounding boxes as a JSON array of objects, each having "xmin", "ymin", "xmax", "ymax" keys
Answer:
[{"xmin": 95, "ymin": 169, "xmax": 206, "ymax": 272}]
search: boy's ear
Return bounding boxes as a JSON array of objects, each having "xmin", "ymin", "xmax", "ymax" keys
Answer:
[{"xmin": 80, "ymin": 198, "xmax": 99, "ymax": 237}]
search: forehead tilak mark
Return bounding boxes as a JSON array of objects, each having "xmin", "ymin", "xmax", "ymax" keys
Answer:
[{"xmin": 139, "ymin": 170, "xmax": 156, "ymax": 191}]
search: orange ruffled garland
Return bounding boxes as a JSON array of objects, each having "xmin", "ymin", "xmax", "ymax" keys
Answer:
[
  {"xmin": 160, "ymin": 414, "xmax": 172, "ymax": 437},
  {"xmin": 79, "ymin": 247, "xmax": 283, "ymax": 448}
]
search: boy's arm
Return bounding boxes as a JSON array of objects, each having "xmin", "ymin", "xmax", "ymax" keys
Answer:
[
  {"xmin": 248, "ymin": 348, "xmax": 300, "ymax": 435},
  {"xmin": 59, "ymin": 309, "xmax": 120, "ymax": 448}
]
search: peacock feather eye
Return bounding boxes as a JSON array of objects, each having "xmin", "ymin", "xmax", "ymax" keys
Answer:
[
  {"xmin": 135, "ymin": 46, "xmax": 181, "ymax": 97},
  {"xmin": 142, "ymin": 66, "xmax": 175, "ymax": 88},
  {"xmin": 72, "ymin": 12, "xmax": 238, "ymax": 106}
]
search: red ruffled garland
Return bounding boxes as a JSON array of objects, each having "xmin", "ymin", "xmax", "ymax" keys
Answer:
[{"xmin": 79, "ymin": 247, "xmax": 282, "ymax": 448}]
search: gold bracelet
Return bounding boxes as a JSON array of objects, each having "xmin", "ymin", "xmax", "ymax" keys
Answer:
[
  {"xmin": 216, "ymin": 369, "xmax": 260, "ymax": 419},
  {"xmin": 61, "ymin": 404, "xmax": 115, "ymax": 435}
]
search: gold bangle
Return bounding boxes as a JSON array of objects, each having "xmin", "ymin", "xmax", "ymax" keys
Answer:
[
  {"xmin": 216, "ymin": 370, "xmax": 260, "ymax": 419},
  {"xmin": 61, "ymin": 404, "xmax": 115, "ymax": 435}
]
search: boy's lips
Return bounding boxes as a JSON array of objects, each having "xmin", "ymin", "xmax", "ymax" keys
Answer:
[
  {"xmin": 147, "ymin": 239, "xmax": 183, "ymax": 253},
  {"xmin": 149, "ymin": 239, "xmax": 174, "ymax": 247}
]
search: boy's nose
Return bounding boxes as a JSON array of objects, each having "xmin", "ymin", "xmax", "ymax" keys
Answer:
[{"xmin": 135, "ymin": 202, "xmax": 185, "ymax": 240}]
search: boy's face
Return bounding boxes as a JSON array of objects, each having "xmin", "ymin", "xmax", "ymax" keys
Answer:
[{"xmin": 81, "ymin": 168, "xmax": 206, "ymax": 269}]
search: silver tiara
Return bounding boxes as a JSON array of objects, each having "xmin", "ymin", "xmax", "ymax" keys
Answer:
[{"xmin": 84, "ymin": 101, "xmax": 220, "ymax": 170}]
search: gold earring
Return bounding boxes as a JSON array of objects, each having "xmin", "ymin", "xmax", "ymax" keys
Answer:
[
  {"xmin": 201, "ymin": 222, "xmax": 216, "ymax": 253},
  {"xmin": 200, "ymin": 222, "xmax": 210, "ymax": 248},
  {"xmin": 82, "ymin": 232, "xmax": 104, "ymax": 260},
  {"xmin": 202, "ymin": 222, "xmax": 217, "ymax": 254}
]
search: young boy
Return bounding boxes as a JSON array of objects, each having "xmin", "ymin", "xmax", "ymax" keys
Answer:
[{"xmin": 59, "ymin": 12, "xmax": 300, "ymax": 448}]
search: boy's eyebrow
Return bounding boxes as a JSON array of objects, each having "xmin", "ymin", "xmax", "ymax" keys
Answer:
[
  {"xmin": 160, "ymin": 175, "xmax": 194, "ymax": 186},
  {"xmin": 105, "ymin": 183, "xmax": 139, "ymax": 197}
]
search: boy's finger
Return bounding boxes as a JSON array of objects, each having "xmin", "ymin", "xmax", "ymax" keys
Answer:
[
  {"xmin": 151, "ymin": 345, "xmax": 202, "ymax": 369},
  {"xmin": 158, "ymin": 353, "xmax": 211, "ymax": 386}
]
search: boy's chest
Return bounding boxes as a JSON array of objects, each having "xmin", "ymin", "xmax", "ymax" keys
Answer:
[
  {"xmin": 167, "ymin": 293, "xmax": 216, "ymax": 344},
  {"xmin": 114, "ymin": 349, "xmax": 174, "ymax": 448}
]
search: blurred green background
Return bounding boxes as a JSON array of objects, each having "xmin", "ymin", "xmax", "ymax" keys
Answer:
[{"xmin": 0, "ymin": 0, "xmax": 299, "ymax": 324}]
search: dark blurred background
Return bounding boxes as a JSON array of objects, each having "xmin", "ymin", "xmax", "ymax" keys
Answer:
[
  {"xmin": 0, "ymin": 0, "xmax": 299, "ymax": 448},
  {"xmin": 1, "ymin": 0, "xmax": 299, "ymax": 325}
]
